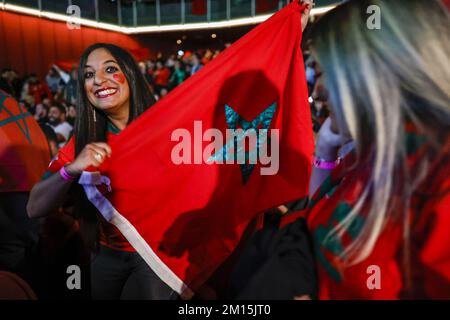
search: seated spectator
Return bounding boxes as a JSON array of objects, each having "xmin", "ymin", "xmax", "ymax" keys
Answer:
[
  {"xmin": 39, "ymin": 124, "xmax": 59, "ymax": 158},
  {"xmin": 190, "ymin": 53, "xmax": 204, "ymax": 76},
  {"xmin": 159, "ymin": 88, "xmax": 168, "ymax": 100},
  {"xmin": 27, "ymin": 74, "xmax": 53, "ymax": 105},
  {"xmin": 33, "ymin": 103, "xmax": 49, "ymax": 126},
  {"xmin": 0, "ymin": 69, "xmax": 14, "ymax": 96},
  {"xmin": 63, "ymin": 66, "xmax": 78, "ymax": 105},
  {"xmin": 138, "ymin": 61, "xmax": 154, "ymax": 89},
  {"xmin": 66, "ymin": 104, "xmax": 77, "ymax": 127},
  {"xmin": 169, "ymin": 60, "xmax": 187, "ymax": 89},
  {"xmin": 47, "ymin": 103, "xmax": 73, "ymax": 148},
  {"xmin": 154, "ymin": 61, "xmax": 170, "ymax": 94}
]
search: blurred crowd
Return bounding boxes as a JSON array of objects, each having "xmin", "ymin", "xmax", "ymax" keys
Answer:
[
  {"xmin": 0, "ymin": 48, "xmax": 228, "ymax": 158},
  {"xmin": 1, "ymin": 45, "xmax": 327, "ymax": 161}
]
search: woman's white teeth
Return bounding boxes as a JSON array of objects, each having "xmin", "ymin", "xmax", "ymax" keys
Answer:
[{"xmin": 97, "ymin": 89, "xmax": 117, "ymax": 96}]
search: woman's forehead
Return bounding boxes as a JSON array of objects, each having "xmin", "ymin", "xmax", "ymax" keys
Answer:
[{"xmin": 85, "ymin": 48, "xmax": 117, "ymax": 68}]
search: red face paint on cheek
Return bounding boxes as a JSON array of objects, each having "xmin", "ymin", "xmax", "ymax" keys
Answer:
[{"xmin": 113, "ymin": 73, "xmax": 126, "ymax": 84}]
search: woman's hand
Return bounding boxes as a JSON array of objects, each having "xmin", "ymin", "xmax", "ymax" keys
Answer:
[
  {"xmin": 27, "ymin": 143, "xmax": 111, "ymax": 219},
  {"xmin": 300, "ymin": 0, "xmax": 314, "ymax": 32},
  {"xmin": 65, "ymin": 142, "xmax": 112, "ymax": 176}
]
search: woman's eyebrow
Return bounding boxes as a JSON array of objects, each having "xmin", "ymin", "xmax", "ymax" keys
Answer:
[
  {"xmin": 84, "ymin": 60, "xmax": 118, "ymax": 68},
  {"xmin": 103, "ymin": 60, "xmax": 118, "ymax": 65}
]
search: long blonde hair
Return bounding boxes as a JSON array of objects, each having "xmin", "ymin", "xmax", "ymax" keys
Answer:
[{"xmin": 310, "ymin": 0, "xmax": 450, "ymax": 272}]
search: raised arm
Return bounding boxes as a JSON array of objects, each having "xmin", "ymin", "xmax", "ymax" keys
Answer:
[
  {"xmin": 27, "ymin": 142, "xmax": 112, "ymax": 219},
  {"xmin": 309, "ymin": 117, "xmax": 345, "ymax": 198}
]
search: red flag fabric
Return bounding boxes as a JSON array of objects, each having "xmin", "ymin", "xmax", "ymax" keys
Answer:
[
  {"xmin": 192, "ymin": 0, "xmax": 207, "ymax": 15},
  {"xmin": 0, "ymin": 91, "xmax": 50, "ymax": 192},
  {"xmin": 443, "ymin": 0, "xmax": 450, "ymax": 10},
  {"xmin": 54, "ymin": 61, "xmax": 77, "ymax": 72},
  {"xmin": 81, "ymin": 1, "xmax": 313, "ymax": 298}
]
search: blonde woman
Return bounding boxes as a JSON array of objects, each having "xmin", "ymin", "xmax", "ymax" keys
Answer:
[{"xmin": 236, "ymin": 0, "xmax": 450, "ymax": 299}]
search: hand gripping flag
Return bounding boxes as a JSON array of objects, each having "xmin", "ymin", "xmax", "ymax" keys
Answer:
[{"xmin": 80, "ymin": 1, "xmax": 314, "ymax": 299}]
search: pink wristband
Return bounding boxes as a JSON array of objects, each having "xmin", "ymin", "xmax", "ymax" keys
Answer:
[
  {"xmin": 59, "ymin": 166, "xmax": 77, "ymax": 181},
  {"xmin": 313, "ymin": 156, "xmax": 341, "ymax": 170}
]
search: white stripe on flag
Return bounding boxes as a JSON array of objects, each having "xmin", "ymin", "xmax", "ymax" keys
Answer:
[{"xmin": 78, "ymin": 171, "xmax": 194, "ymax": 299}]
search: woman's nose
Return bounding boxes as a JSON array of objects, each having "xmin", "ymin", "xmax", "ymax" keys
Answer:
[{"xmin": 94, "ymin": 72, "xmax": 107, "ymax": 86}]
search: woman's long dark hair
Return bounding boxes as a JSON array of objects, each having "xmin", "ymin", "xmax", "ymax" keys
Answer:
[{"xmin": 73, "ymin": 43, "xmax": 156, "ymax": 251}]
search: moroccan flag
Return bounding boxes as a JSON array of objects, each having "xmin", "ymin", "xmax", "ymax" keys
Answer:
[
  {"xmin": 81, "ymin": 1, "xmax": 313, "ymax": 298},
  {"xmin": 0, "ymin": 91, "xmax": 50, "ymax": 192},
  {"xmin": 192, "ymin": 0, "xmax": 207, "ymax": 15}
]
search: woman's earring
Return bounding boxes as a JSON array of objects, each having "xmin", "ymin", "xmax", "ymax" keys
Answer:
[{"xmin": 93, "ymin": 106, "xmax": 97, "ymax": 123}]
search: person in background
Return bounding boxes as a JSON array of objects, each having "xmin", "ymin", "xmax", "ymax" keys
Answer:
[
  {"xmin": 146, "ymin": 60, "xmax": 156, "ymax": 77},
  {"xmin": 190, "ymin": 53, "xmax": 204, "ymax": 76},
  {"xmin": 137, "ymin": 61, "xmax": 151, "ymax": 86},
  {"xmin": 310, "ymin": 77, "xmax": 330, "ymax": 132},
  {"xmin": 305, "ymin": 58, "xmax": 316, "ymax": 95},
  {"xmin": 0, "ymin": 69, "xmax": 15, "ymax": 96},
  {"xmin": 212, "ymin": 50, "xmax": 221, "ymax": 60},
  {"xmin": 159, "ymin": 88, "xmax": 168, "ymax": 100},
  {"xmin": 66, "ymin": 104, "xmax": 77, "ymax": 127},
  {"xmin": 64, "ymin": 66, "xmax": 79, "ymax": 106},
  {"xmin": 169, "ymin": 60, "xmax": 186, "ymax": 90},
  {"xmin": 154, "ymin": 61, "xmax": 170, "ymax": 95},
  {"xmin": 27, "ymin": 74, "xmax": 53, "ymax": 105},
  {"xmin": 235, "ymin": 0, "xmax": 450, "ymax": 300},
  {"xmin": 39, "ymin": 124, "xmax": 59, "ymax": 159},
  {"xmin": 33, "ymin": 103, "xmax": 49, "ymax": 126},
  {"xmin": 201, "ymin": 49, "xmax": 213, "ymax": 65},
  {"xmin": 9, "ymin": 70, "xmax": 23, "ymax": 101},
  {"xmin": 47, "ymin": 103, "xmax": 73, "ymax": 148},
  {"xmin": 165, "ymin": 54, "xmax": 176, "ymax": 68},
  {"xmin": 46, "ymin": 66, "xmax": 69, "ymax": 95}
]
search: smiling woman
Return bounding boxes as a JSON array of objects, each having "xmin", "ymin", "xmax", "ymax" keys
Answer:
[
  {"xmin": 75, "ymin": 43, "xmax": 156, "ymax": 151},
  {"xmin": 26, "ymin": 43, "xmax": 178, "ymax": 300},
  {"xmin": 82, "ymin": 49, "xmax": 131, "ymax": 130}
]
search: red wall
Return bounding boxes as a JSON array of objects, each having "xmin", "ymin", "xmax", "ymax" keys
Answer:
[{"xmin": 0, "ymin": 11, "xmax": 146, "ymax": 79}]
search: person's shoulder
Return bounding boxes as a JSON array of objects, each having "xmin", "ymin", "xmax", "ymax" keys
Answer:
[
  {"xmin": 54, "ymin": 121, "xmax": 73, "ymax": 133},
  {"xmin": 39, "ymin": 123, "xmax": 57, "ymax": 141},
  {"xmin": 62, "ymin": 121, "xmax": 73, "ymax": 130}
]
